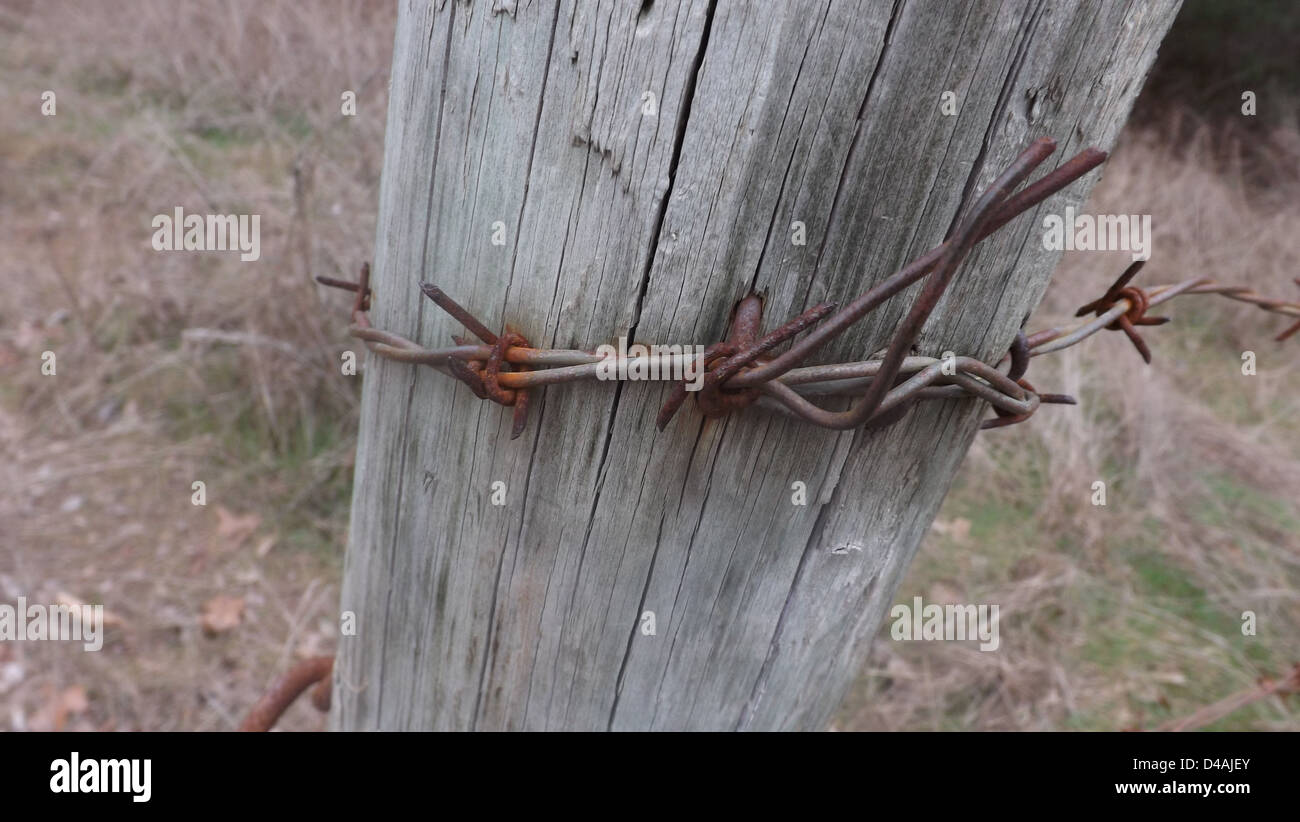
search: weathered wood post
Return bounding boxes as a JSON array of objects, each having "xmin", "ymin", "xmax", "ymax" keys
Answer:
[{"xmin": 333, "ymin": 0, "xmax": 1180, "ymax": 730}]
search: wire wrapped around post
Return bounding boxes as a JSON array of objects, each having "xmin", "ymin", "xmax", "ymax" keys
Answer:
[{"xmin": 315, "ymin": 138, "xmax": 1300, "ymax": 437}]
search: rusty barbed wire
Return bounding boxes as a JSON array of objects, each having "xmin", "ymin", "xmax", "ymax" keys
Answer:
[
  {"xmin": 316, "ymin": 138, "xmax": 1300, "ymax": 436},
  {"xmin": 238, "ymin": 655, "xmax": 333, "ymax": 732},
  {"xmin": 1145, "ymin": 662, "xmax": 1300, "ymax": 732}
]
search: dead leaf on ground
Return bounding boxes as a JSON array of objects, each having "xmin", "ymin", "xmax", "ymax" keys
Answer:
[
  {"xmin": 32, "ymin": 685, "xmax": 89, "ymax": 732},
  {"xmin": 200, "ymin": 595, "xmax": 245, "ymax": 636},
  {"xmin": 213, "ymin": 505, "xmax": 261, "ymax": 551}
]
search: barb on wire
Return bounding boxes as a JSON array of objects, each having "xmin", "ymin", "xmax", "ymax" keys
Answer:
[
  {"xmin": 315, "ymin": 137, "xmax": 1300, "ymax": 438},
  {"xmin": 1073, "ymin": 260, "xmax": 1168, "ymax": 364}
]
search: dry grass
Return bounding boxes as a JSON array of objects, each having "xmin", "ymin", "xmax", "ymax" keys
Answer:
[
  {"xmin": 0, "ymin": 0, "xmax": 394, "ymax": 730},
  {"xmin": 1, "ymin": 1, "xmax": 1295, "ymax": 731},
  {"xmin": 841, "ymin": 122, "xmax": 1300, "ymax": 731}
]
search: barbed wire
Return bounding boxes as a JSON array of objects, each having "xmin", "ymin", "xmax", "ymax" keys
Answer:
[
  {"xmin": 238, "ymin": 656, "xmax": 333, "ymax": 732},
  {"xmin": 1148, "ymin": 662, "xmax": 1300, "ymax": 732},
  {"xmin": 317, "ymin": 138, "xmax": 1300, "ymax": 438}
]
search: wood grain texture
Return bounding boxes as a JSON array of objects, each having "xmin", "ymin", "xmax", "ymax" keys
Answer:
[{"xmin": 333, "ymin": 0, "xmax": 1181, "ymax": 731}]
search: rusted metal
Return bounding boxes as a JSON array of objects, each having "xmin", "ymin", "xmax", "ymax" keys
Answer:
[
  {"xmin": 981, "ymin": 379, "xmax": 1076, "ymax": 430},
  {"xmin": 315, "ymin": 137, "xmax": 1300, "ymax": 437},
  {"xmin": 1192, "ymin": 277, "xmax": 1300, "ymax": 342},
  {"xmin": 656, "ymin": 294, "xmax": 836, "ymax": 429},
  {"xmin": 985, "ymin": 147, "xmax": 1107, "ymax": 235},
  {"xmin": 1278, "ymin": 279, "xmax": 1300, "ymax": 341},
  {"xmin": 1074, "ymin": 260, "xmax": 1170, "ymax": 364},
  {"xmin": 656, "ymin": 343, "xmax": 729, "ymax": 429},
  {"xmin": 732, "ymin": 140, "xmax": 1100, "ymax": 391},
  {"xmin": 314, "ymin": 275, "xmax": 365, "ymax": 296},
  {"xmin": 310, "ymin": 674, "xmax": 332, "ymax": 713},
  {"xmin": 699, "ymin": 300, "xmax": 837, "ymax": 392},
  {"xmin": 696, "ymin": 297, "xmax": 765, "ymax": 419},
  {"xmin": 315, "ymin": 262, "xmax": 371, "ymax": 324},
  {"xmin": 238, "ymin": 656, "xmax": 334, "ymax": 732},
  {"xmin": 484, "ymin": 329, "xmax": 533, "ymax": 439},
  {"xmin": 408, "ymin": 283, "xmax": 536, "ymax": 439},
  {"xmin": 722, "ymin": 138, "xmax": 1055, "ymax": 431},
  {"xmin": 1151, "ymin": 662, "xmax": 1300, "ymax": 732},
  {"xmin": 1004, "ymin": 331, "xmax": 1030, "ymax": 382},
  {"xmin": 420, "ymin": 282, "xmax": 499, "ymax": 345},
  {"xmin": 447, "ymin": 335, "xmax": 490, "ymax": 399}
]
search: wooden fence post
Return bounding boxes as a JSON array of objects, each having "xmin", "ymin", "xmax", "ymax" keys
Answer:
[{"xmin": 332, "ymin": 0, "xmax": 1181, "ymax": 730}]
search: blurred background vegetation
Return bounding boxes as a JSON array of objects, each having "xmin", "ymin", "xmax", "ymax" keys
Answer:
[
  {"xmin": 1143, "ymin": 0, "xmax": 1300, "ymax": 121},
  {"xmin": 0, "ymin": 0, "xmax": 1296, "ymax": 730}
]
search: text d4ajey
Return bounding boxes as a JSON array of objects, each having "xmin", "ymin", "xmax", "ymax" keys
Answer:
[{"xmin": 1201, "ymin": 759, "xmax": 1250, "ymax": 771}]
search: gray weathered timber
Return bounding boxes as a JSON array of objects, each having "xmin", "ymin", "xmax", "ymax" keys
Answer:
[{"xmin": 333, "ymin": 0, "xmax": 1181, "ymax": 731}]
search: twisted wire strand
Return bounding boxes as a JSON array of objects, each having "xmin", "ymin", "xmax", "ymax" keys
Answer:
[
  {"xmin": 327, "ymin": 271, "xmax": 1297, "ymax": 432},
  {"xmin": 315, "ymin": 137, "xmax": 1300, "ymax": 434}
]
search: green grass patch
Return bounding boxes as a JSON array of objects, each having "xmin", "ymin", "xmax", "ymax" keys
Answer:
[
  {"xmin": 1197, "ymin": 472, "xmax": 1300, "ymax": 534},
  {"xmin": 156, "ymin": 347, "xmax": 354, "ymax": 561}
]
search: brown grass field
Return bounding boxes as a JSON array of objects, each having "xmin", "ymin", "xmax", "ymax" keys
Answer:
[{"xmin": 1, "ymin": 1, "xmax": 1296, "ymax": 731}]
